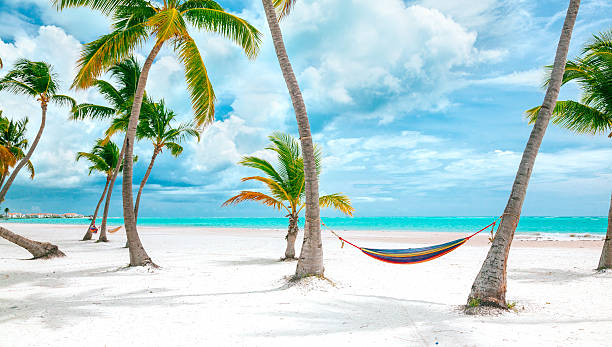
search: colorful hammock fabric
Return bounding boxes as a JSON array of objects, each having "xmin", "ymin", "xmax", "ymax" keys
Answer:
[
  {"xmin": 89, "ymin": 225, "xmax": 98, "ymax": 234},
  {"xmin": 108, "ymin": 226, "xmax": 122, "ymax": 233},
  {"xmin": 325, "ymin": 218, "xmax": 499, "ymax": 265}
]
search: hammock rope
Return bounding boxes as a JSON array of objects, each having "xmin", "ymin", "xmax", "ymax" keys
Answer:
[{"xmin": 323, "ymin": 216, "xmax": 501, "ymax": 264}]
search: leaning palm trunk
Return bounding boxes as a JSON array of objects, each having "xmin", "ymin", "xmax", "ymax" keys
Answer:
[
  {"xmin": 0, "ymin": 226, "xmax": 65, "ymax": 258},
  {"xmin": 598, "ymin": 192, "xmax": 612, "ymax": 269},
  {"xmin": 83, "ymin": 176, "xmax": 110, "ymax": 241},
  {"xmin": 262, "ymin": 0, "xmax": 323, "ymax": 276},
  {"xmin": 467, "ymin": 0, "xmax": 580, "ymax": 308},
  {"xmin": 0, "ymin": 104, "xmax": 65, "ymax": 257},
  {"xmin": 134, "ymin": 148, "xmax": 159, "ymax": 223},
  {"xmin": 284, "ymin": 214, "xmax": 299, "ymax": 260},
  {"xmin": 122, "ymin": 43, "xmax": 162, "ymax": 267}
]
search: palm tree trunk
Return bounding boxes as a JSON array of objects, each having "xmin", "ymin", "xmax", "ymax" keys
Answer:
[
  {"xmin": 0, "ymin": 103, "xmax": 65, "ymax": 257},
  {"xmin": 597, "ymin": 192, "xmax": 612, "ymax": 269},
  {"xmin": 283, "ymin": 214, "xmax": 299, "ymax": 260},
  {"xmin": 262, "ymin": 0, "xmax": 323, "ymax": 276},
  {"xmin": 122, "ymin": 43, "xmax": 163, "ymax": 267},
  {"xmin": 99, "ymin": 137, "xmax": 126, "ymax": 242},
  {"xmin": 467, "ymin": 0, "xmax": 580, "ymax": 309},
  {"xmin": 0, "ymin": 226, "xmax": 65, "ymax": 258},
  {"xmin": 0, "ymin": 173, "xmax": 7, "ymax": 191},
  {"xmin": 93, "ymin": 176, "xmax": 112, "ymax": 242},
  {"xmin": 134, "ymin": 148, "xmax": 159, "ymax": 223},
  {"xmin": 83, "ymin": 176, "xmax": 110, "ymax": 241}
]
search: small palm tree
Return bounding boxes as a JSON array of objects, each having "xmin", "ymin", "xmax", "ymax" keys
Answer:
[
  {"xmin": 76, "ymin": 139, "xmax": 124, "ymax": 242},
  {"xmin": 108, "ymin": 99, "xmax": 199, "ymax": 221},
  {"xmin": 54, "ymin": 0, "xmax": 262, "ymax": 267},
  {"xmin": 526, "ymin": 30, "xmax": 612, "ymax": 269},
  {"xmin": 261, "ymin": 0, "xmax": 324, "ymax": 275},
  {"xmin": 0, "ymin": 112, "xmax": 35, "ymax": 188},
  {"xmin": 0, "ymin": 111, "xmax": 32, "ymax": 186},
  {"xmin": 72, "ymin": 57, "xmax": 143, "ymax": 239},
  {"xmin": 4, "ymin": 207, "xmax": 8, "ymax": 217},
  {"xmin": 223, "ymin": 132, "xmax": 354, "ymax": 260},
  {"xmin": 0, "ymin": 59, "xmax": 75, "ymax": 259}
]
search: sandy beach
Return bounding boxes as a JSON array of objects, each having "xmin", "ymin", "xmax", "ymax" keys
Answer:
[{"xmin": 1, "ymin": 223, "xmax": 610, "ymax": 346}]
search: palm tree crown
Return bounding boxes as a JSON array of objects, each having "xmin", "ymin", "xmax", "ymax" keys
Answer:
[
  {"xmin": 72, "ymin": 57, "xmax": 142, "ymax": 121},
  {"xmin": 526, "ymin": 30, "xmax": 612, "ymax": 137},
  {"xmin": 0, "ymin": 112, "xmax": 34, "ymax": 179},
  {"xmin": 0, "ymin": 59, "xmax": 75, "ymax": 109},
  {"xmin": 53, "ymin": 0, "xmax": 262, "ymax": 126},
  {"xmin": 76, "ymin": 139, "xmax": 123, "ymax": 177},
  {"xmin": 223, "ymin": 132, "xmax": 354, "ymax": 216}
]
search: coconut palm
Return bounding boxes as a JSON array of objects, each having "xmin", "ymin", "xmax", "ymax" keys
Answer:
[
  {"xmin": 261, "ymin": 0, "xmax": 324, "ymax": 276},
  {"xmin": 54, "ymin": 0, "xmax": 262, "ymax": 267},
  {"xmin": 4, "ymin": 207, "xmax": 8, "ymax": 217},
  {"xmin": 223, "ymin": 132, "xmax": 354, "ymax": 259},
  {"xmin": 466, "ymin": 0, "xmax": 580, "ymax": 309},
  {"xmin": 526, "ymin": 30, "xmax": 612, "ymax": 269},
  {"xmin": 0, "ymin": 111, "xmax": 35, "ymax": 187},
  {"xmin": 107, "ymin": 99, "xmax": 199, "ymax": 221},
  {"xmin": 72, "ymin": 57, "xmax": 143, "ymax": 240},
  {"xmin": 0, "ymin": 59, "xmax": 75, "ymax": 259},
  {"xmin": 76, "ymin": 139, "xmax": 127, "ymax": 242}
]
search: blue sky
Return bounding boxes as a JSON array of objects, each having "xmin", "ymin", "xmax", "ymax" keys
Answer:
[{"xmin": 0, "ymin": 0, "xmax": 610, "ymax": 217}]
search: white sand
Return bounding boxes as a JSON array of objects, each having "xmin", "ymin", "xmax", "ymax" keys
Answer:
[{"xmin": 1, "ymin": 224, "xmax": 611, "ymax": 346}]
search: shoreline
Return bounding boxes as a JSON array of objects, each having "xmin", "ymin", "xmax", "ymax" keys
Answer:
[{"xmin": 2, "ymin": 223, "xmax": 604, "ymax": 248}]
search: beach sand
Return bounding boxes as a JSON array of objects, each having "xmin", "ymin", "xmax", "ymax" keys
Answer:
[{"xmin": 0, "ymin": 224, "xmax": 610, "ymax": 346}]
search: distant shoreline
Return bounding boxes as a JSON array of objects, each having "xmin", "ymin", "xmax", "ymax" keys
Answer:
[{"xmin": 0, "ymin": 216, "xmax": 606, "ymax": 237}]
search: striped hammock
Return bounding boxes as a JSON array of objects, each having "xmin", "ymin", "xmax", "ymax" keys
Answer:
[{"xmin": 325, "ymin": 218, "xmax": 499, "ymax": 264}]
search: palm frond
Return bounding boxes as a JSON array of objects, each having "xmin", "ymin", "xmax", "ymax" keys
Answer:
[
  {"xmin": 181, "ymin": 7, "xmax": 262, "ymax": 59},
  {"xmin": 24, "ymin": 160, "xmax": 35, "ymax": 179},
  {"xmin": 272, "ymin": 0, "xmax": 297, "ymax": 20},
  {"xmin": 71, "ymin": 104, "xmax": 116, "ymax": 120},
  {"xmin": 51, "ymin": 94, "xmax": 77, "ymax": 110},
  {"xmin": 173, "ymin": 34, "xmax": 215, "ymax": 126},
  {"xmin": 238, "ymin": 156, "xmax": 285, "ymax": 186},
  {"xmin": 51, "ymin": 0, "xmax": 134, "ymax": 15},
  {"xmin": 147, "ymin": 8, "xmax": 188, "ymax": 43},
  {"xmin": 73, "ymin": 24, "xmax": 149, "ymax": 89},
  {"xmin": 527, "ymin": 101, "xmax": 611, "ymax": 136},
  {"xmin": 319, "ymin": 193, "xmax": 354, "ymax": 216},
  {"xmin": 222, "ymin": 191, "xmax": 286, "ymax": 211},
  {"xmin": 164, "ymin": 141, "xmax": 183, "ymax": 156},
  {"xmin": 241, "ymin": 175, "xmax": 291, "ymax": 202}
]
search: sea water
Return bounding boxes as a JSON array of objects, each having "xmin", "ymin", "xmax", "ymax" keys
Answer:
[{"xmin": 1, "ymin": 216, "xmax": 606, "ymax": 234}]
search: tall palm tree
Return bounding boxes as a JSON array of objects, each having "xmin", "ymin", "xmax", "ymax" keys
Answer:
[
  {"xmin": 107, "ymin": 99, "xmax": 199, "ymax": 221},
  {"xmin": 223, "ymin": 132, "xmax": 354, "ymax": 259},
  {"xmin": 72, "ymin": 57, "xmax": 142, "ymax": 240},
  {"xmin": 4, "ymin": 207, "xmax": 8, "ymax": 217},
  {"xmin": 526, "ymin": 30, "xmax": 612, "ymax": 269},
  {"xmin": 261, "ymin": 0, "xmax": 323, "ymax": 276},
  {"xmin": 467, "ymin": 0, "xmax": 581, "ymax": 309},
  {"xmin": 0, "ymin": 59, "xmax": 75, "ymax": 259},
  {"xmin": 76, "ymin": 139, "xmax": 125, "ymax": 242},
  {"xmin": 54, "ymin": 0, "xmax": 262, "ymax": 267}
]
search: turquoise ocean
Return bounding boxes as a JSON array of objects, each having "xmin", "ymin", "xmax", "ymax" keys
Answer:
[{"xmin": 1, "ymin": 216, "xmax": 606, "ymax": 234}]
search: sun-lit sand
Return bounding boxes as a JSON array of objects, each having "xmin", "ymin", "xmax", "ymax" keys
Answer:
[{"xmin": 1, "ymin": 223, "xmax": 611, "ymax": 346}]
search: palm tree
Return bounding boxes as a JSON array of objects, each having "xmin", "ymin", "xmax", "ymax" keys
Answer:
[
  {"xmin": 54, "ymin": 0, "xmax": 262, "ymax": 267},
  {"xmin": 466, "ymin": 0, "xmax": 581, "ymax": 309},
  {"xmin": 4, "ymin": 207, "xmax": 8, "ymax": 218},
  {"xmin": 0, "ymin": 111, "xmax": 35, "ymax": 188},
  {"xmin": 0, "ymin": 59, "xmax": 75, "ymax": 259},
  {"xmin": 526, "ymin": 30, "xmax": 612, "ymax": 270},
  {"xmin": 76, "ymin": 139, "xmax": 124, "ymax": 242},
  {"xmin": 223, "ymin": 132, "xmax": 354, "ymax": 259},
  {"xmin": 261, "ymin": 0, "xmax": 324, "ymax": 276},
  {"xmin": 107, "ymin": 99, "xmax": 199, "ymax": 221},
  {"xmin": 72, "ymin": 57, "xmax": 142, "ymax": 240}
]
